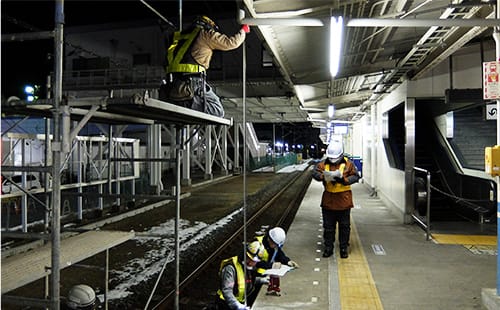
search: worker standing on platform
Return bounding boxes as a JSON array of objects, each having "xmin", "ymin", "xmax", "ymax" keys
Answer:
[
  {"xmin": 215, "ymin": 241, "xmax": 268, "ymax": 310},
  {"xmin": 312, "ymin": 138, "xmax": 359, "ymax": 259},
  {"xmin": 254, "ymin": 227, "xmax": 299, "ymax": 296},
  {"xmin": 161, "ymin": 15, "xmax": 250, "ymax": 117}
]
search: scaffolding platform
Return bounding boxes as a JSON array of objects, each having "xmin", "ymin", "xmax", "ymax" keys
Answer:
[
  {"xmin": 1, "ymin": 230, "xmax": 134, "ymax": 294},
  {"xmin": 1, "ymin": 94, "xmax": 232, "ymax": 126}
]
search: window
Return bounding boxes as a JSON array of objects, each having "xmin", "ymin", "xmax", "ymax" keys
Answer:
[
  {"xmin": 382, "ymin": 103, "xmax": 405, "ymax": 170},
  {"xmin": 262, "ymin": 48, "xmax": 274, "ymax": 68}
]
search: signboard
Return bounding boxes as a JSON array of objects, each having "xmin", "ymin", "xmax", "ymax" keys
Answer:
[
  {"xmin": 486, "ymin": 103, "xmax": 497, "ymax": 120},
  {"xmin": 483, "ymin": 61, "xmax": 500, "ymax": 100}
]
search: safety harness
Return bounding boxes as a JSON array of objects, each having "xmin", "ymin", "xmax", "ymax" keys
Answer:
[
  {"xmin": 166, "ymin": 27, "xmax": 206, "ymax": 74},
  {"xmin": 325, "ymin": 157, "xmax": 351, "ymax": 193}
]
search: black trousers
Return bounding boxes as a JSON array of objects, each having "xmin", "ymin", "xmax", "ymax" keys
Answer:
[{"xmin": 322, "ymin": 208, "xmax": 351, "ymax": 250}]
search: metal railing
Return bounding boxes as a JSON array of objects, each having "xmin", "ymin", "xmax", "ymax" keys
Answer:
[{"xmin": 412, "ymin": 167, "xmax": 431, "ymax": 240}]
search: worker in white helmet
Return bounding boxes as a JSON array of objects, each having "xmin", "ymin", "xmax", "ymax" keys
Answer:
[
  {"xmin": 312, "ymin": 138, "xmax": 359, "ymax": 259},
  {"xmin": 216, "ymin": 241, "xmax": 268, "ymax": 310},
  {"xmin": 254, "ymin": 227, "xmax": 299, "ymax": 296}
]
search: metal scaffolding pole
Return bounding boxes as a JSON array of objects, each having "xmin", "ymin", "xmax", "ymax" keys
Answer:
[{"xmin": 51, "ymin": 1, "xmax": 65, "ymax": 308}]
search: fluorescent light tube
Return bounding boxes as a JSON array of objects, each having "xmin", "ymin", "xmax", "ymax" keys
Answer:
[{"xmin": 330, "ymin": 16, "xmax": 343, "ymax": 77}]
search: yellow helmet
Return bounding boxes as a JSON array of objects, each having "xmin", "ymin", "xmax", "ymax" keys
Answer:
[
  {"xmin": 246, "ymin": 241, "xmax": 263, "ymax": 262},
  {"xmin": 194, "ymin": 15, "xmax": 218, "ymax": 31}
]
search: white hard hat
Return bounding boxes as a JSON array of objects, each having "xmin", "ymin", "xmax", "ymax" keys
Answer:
[
  {"xmin": 269, "ymin": 227, "xmax": 286, "ymax": 247},
  {"xmin": 326, "ymin": 140, "xmax": 343, "ymax": 161},
  {"xmin": 67, "ymin": 284, "xmax": 96, "ymax": 309},
  {"xmin": 246, "ymin": 241, "xmax": 263, "ymax": 262}
]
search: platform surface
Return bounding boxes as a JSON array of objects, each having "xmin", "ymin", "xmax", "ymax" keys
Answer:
[
  {"xmin": 253, "ymin": 181, "xmax": 497, "ymax": 310},
  {"xmin": 1, "ymin": 230, "xmax": 134, "ymax": 294}
]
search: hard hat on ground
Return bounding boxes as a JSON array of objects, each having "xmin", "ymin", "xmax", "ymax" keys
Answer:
[
  {"xmin": 246, "ymin": 241, "xmax": 263, "ymax": 262},
  {"xmin": 194, "ymin": 15, "xmax": 218, "ymax": 31},
  {"xmin": 269, "ymin": 227, "xmax": 286, "ymax": 247},
  {"xmin": 326, "ymin": 140, "xmax": 343, "ymax": 162},
  {"xmin": 66, "ymin": 284, "xmax": 96, "ymax": 309}
]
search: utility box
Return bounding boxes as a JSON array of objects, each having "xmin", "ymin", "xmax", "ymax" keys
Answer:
[{"xmin": 485, "ymin": 146, "xmax": 500, "ymax": 176}]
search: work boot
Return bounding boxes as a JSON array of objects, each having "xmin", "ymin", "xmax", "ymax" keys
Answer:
[
  {"xmin": 322, "ymin": 248, "xmax": 333, "ymax": 258},
  {"xmin": 340, "ymin": 248, "xmax": 348, "ymax": 259}
]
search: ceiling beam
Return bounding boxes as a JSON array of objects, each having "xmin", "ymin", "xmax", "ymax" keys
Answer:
[{"xmin": 347, "ymin": 18, "xmax": 500, "ymax": 28}]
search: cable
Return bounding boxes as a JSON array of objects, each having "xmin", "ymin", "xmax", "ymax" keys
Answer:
[{"xmin": 429, "ymin": 184, "xmax": 493, "ymax": 212}]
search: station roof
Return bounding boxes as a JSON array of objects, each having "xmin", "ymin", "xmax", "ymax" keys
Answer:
[{"xmin": 2, "ymin": 1, "xmax": 497, "ymax": 133}]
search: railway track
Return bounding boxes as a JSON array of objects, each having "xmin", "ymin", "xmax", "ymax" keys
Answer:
[
  {"xmin": 2, "ymin": 167, "xmax": 313, "ymax": 310},
  {"xmin": 151, "ymin": 167, "xmax": 313, "ymax": 310}
]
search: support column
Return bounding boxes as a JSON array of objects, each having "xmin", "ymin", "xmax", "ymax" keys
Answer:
[
  {"xmin": 370, "ymin": 104, "xmax": 377, "ymax": 193},
  {"xmin": 404, "ymin": 97, "xmax": 416, "ymax": 224},
  {"xmin": 182, "ymin": 125, "xmax": 191, "ymax": 186},
  {"xmin": 77, "ymin": 140, "xmax": 83, "ymax": 220},
  {"xmin": 222, "ymin": 125, "xmax": 229, "ymax": 175},
  {"xmin": 148, "ymin": 124, "xmax": 162, "ymax": 194},
  {"xmin": 234, "ymin": 123, "xmax": 240, "ymax": 174},
  {"xmin": 205, "ymin": 125, "xmax": 213, "ymax": 180}
]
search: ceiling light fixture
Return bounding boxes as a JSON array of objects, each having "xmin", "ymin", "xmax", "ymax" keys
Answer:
[
  {"xmin": 330, "ymin": 16, "xmax": 343, "ymax": 77},
  {"xmin": 328, "ymin": 104, "xmax": 335, "ymax": 118}
]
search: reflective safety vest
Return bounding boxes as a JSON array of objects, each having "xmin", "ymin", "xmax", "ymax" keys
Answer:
[
  {"xmin": 217, "ymin": 256, "xmax": 246, "ymax": 303},
  {"xmin": 166, "ymin": 27, "xmax": 206, "ymax": 74},
  {"xmin": 255, "ymin": 235, "xmax": 270, "ymax": 275},
  {"xmin": 325, "ymin": 158, "xmax": 351, "ymax": 193}
]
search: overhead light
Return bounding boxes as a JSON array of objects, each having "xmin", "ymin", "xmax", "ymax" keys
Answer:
[
  {"xmin": 330, "ymin": 16, "xmax": 343, "ymax": 77},
  {"xmin": 328, "ymin": 104, "xmax": 335, "ymax": 118}
]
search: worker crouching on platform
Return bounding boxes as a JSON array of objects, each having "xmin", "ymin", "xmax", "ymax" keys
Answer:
[
  {"xmin": 312, "ymin": 138, "xmax": 359, "ymax": 259},
  {"xmin": 161, "ymin": 15, "xmax": 250, "ymax": 117},
  {"xmin": 254, "ymin": 227, "xmax": 299, "ymax": 296},
  {"xmin": 216, "ymin": 241, "xmax": 268, "ymax": 310}
]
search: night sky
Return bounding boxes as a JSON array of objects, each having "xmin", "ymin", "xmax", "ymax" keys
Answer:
[
  {"xmin": 2, "ymin": 1, "xmax": 321, "ymax": 147},
  {"xmin": 1, "ymin": 0, "xmax": 239, "ymax": 98}
]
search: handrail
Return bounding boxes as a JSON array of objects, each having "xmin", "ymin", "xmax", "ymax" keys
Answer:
[{"xmin": 412, "ymin": 166, "xmax": 431, "ymax": 241}]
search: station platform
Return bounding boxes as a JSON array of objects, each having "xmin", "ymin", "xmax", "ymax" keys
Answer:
[{"xmin": 252, "ymin": 180, "xmax": 499, "ymax": 310}]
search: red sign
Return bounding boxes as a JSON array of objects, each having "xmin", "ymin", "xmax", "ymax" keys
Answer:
[{"xmin": 483, "ymin": 61, "xmax": 500, "ymax": 99}]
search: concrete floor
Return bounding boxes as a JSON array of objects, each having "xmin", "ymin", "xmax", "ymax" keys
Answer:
[{"xmin": 253, "ymin": 181, "xmax": 498, "ymax": 310}]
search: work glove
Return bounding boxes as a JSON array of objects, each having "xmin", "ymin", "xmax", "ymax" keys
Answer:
[
  {"xmin": 331, "ymin": 170, "xmax": 342, "ymax": 178},
  {"xmin": 241, "ymin": 24, "xmax": 250, "ymax": 33},
  {"xmin": 257, "ymin": 276, "xmax": 270, "ymax": 285},
  {"xmin": 287, "ymin": 260, "xmax": 299, "ymax": 268},
  {"xmin": 323, "ymin": 170, "xmax": 334, "ymax": 182},
  {"xmin": 272, "ymin": 262, "xmax": 281, "ymax": 269},
  {"xmin": 237, "ymin": 304, "xmax": 250, "ymax": 310}
]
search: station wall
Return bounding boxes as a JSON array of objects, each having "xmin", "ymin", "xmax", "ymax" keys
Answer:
[{"xmin": 354, "ymin": 39, "xmax": 498, "ymax": 223}]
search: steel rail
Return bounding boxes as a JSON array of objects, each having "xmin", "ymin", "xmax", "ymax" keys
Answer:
[{"xmin": 150, "ymin": 168, "xmax": 310, "ymax": 309}]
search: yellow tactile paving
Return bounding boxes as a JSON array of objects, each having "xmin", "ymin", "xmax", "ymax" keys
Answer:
[
  {"xmin": 337, "ymin": 219, "xmax": 384, "ymax": 310},
  {"xmin": 431, "ymin": 233, "xmax": 497, "ymax": 245}
]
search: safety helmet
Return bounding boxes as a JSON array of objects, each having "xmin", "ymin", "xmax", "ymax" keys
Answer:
[
  {"xmin": 66, "ymin": 284, "xmax": 96, "ymax": 309},
  {"xmin": 246, "ymin": 241, "xmax": 263, "ymax": 262},
  {"xmin": 194, "ymin": 15, "xmax": 219, "ymax": 31},
  {"xmin": 326, "ymin": 139, "xmax": 343, "ymax": 162},
  {"xmin": 269, "ymin": 227, "xmax": 286, "ymax": 247}
]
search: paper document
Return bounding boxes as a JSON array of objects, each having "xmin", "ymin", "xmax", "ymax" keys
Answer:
[
  {"xmin": 323, "ymin": 171, "xmax": 334, "ymax": 182},
  {"xmin": 263, "ymin": 264, "xmax": 293, "ymax": 276}
]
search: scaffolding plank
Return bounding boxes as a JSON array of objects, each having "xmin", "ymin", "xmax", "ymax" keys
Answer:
[
  {"xmin": 1, "ymin": 95, "xmax": 232, "ymax": 126},
  {"xmin": 1, "ymin": 230, "xmax": 134, "ymax": 294},
  {"xmin": 105, "ymin": 95, "xmax": 232, "ymax": 126}
]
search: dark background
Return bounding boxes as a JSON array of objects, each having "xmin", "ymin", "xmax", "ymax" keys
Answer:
[
  {"xmin": 1, "ymin": 0, "xmax": 240, "ymax": 97},
  {"xmin": 2, "ymin": 0, "xmax": 321, "ymax": 148}
]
